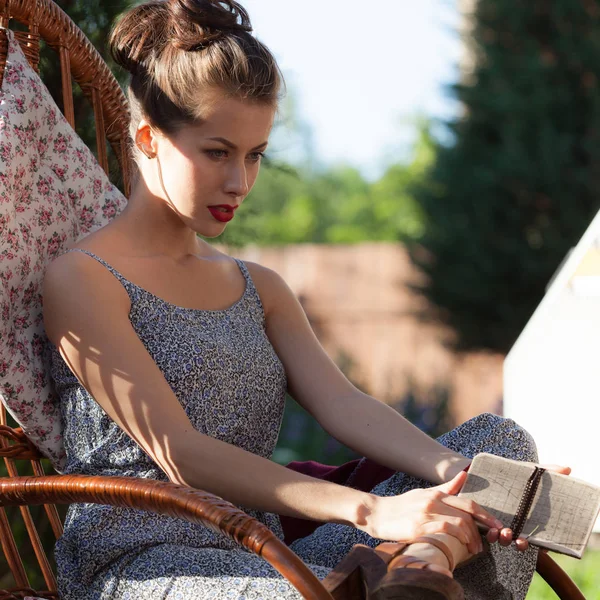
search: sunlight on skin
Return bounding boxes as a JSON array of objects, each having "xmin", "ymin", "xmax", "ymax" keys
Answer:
[{"xmin": 57, "ymin": 330, "xmax": 185, "ymax": 486}]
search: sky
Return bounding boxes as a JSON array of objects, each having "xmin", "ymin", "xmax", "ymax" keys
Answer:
[{"xmin": 241, "ymin": 0, "xmax": 464, "ymax": 180}]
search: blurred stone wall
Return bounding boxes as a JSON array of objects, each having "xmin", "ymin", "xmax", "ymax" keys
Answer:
[{"xmin": 234, "ymin": 242, "xmax": 504, "ymax": 426}]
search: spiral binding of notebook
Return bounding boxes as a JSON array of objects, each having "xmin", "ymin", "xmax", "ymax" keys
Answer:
[{"xmin": 458, "ymin": 454, "xmax": 600, "ymax": 558}]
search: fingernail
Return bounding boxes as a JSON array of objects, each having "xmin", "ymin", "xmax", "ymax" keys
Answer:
[{"xmin": 494, "ymin": 520, "xmax": 504, "ymax": 529}]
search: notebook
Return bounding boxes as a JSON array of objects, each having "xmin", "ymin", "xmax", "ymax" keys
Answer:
[{"xmin": 458, "ymin": 453, "xmax": 600, "ymax": 558}]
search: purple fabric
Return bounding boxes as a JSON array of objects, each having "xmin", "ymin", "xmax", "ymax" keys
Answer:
[{"xmin": 281, "ymin": 459, "xmax": 394, "ymax": 544}]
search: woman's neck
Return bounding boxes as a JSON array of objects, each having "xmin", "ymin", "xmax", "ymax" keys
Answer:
[{"xmin": 111, "ymin": 189, "xmax": 205, "ymax": 261}]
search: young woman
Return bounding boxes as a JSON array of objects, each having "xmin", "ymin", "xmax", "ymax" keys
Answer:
[{"xmin": 43, "ymin": 1, "xmax": 546, "ymax": 598}]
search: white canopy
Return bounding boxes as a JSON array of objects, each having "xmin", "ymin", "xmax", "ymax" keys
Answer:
[{"xmin": 504, "ymin": 210, "xmax": 600, "ymax": 531}]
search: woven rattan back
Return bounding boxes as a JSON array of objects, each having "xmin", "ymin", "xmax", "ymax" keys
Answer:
[
  {"xmin": 0, "ymin": 1, "xmax": 132, "ymax": 597},
  {"xmin": 0, "ymin": 0, "xmax": 132, "ymax": 195},
  {"xmin": 0, "ymin": 406, "xmax": 61, "ymax": 599}
]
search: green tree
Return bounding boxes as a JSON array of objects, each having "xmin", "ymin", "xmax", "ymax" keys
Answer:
[
  {"xmin": 409, "ymin": 0, "xmax": 600, "ymax": 353},
  {"xmin": 367, "ymin": 124, "xmax": 432, "ymax": 242}
]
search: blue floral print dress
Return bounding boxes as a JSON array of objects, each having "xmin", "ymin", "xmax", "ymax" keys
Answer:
[{"xmin": 50, "ymin": 249, "xmax": 538, "ymax": 600}]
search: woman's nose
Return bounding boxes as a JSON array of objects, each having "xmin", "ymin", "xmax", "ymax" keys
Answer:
[{"xmin": 224, "ymin": 163, "xmax": 249, "ymax": 197}]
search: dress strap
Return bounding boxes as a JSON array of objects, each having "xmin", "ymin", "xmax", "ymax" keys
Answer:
[
  {"xmin": 232, "ymin": 257, "xmax": 251, "ymax": 282},
  {"xmin": 63, "ymin": 248, "xmax": 138, "ymax": 295},
  {"xmin": 232, "ymin": 258, "xmax": 267, "ymax": 325}
]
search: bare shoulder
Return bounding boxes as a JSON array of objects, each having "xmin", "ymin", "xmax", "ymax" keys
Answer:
[
  {"xmin": 44, "ymin": 249, "xmax": 124, "ymax": 298},
  {"xmin": 242, "ymin": 261, "xmax": 295, "ymax": 316},
  {"xmin": 45, "ymin": 224, "xmax": 126, "ymax": 293},
  {"xmin": 43, "ymin": 250, "xmax": 131, "ymax": 342}
]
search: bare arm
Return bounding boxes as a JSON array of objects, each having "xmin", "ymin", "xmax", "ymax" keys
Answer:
[
  {"xmin": 42, "ymin": 252, "xmax": 369, "ymax": 526},
  {"xmin": 250, "ymin": 263, "xmax": 471, "ymax": 485}
]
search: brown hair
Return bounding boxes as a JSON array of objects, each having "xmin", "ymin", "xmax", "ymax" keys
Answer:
[{"xmin": 109, "ymin": 0, "xmax": 283, "ymax": 138}]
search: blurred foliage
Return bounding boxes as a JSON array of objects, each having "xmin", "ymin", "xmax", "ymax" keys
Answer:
[
  {"xmin": 219, "ymin": 125, "xmax": 432, "ymax": 247},
  {"xmin": 392, "ymin": 382, "xmax": 455, "ymax": 440},
  {"xmin": 273, "ymin": 395, "xmax": 359, "ymax": 466},
  {"xmin": 40, "ymin": 0, "xmax": 132, "ymax": 101},
  {"xmin": 527, "ymin": 549, "xmax": 600, "ymax": 598},
  {"xmin": 409, "ymin": 0, "xmax": 600, "ymax": 353}
]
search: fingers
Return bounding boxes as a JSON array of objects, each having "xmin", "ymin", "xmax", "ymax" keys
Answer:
[
  {"xmin": 486, "ymin": 527, "xmax": 529, "ymax": 551},
  {"xmin": 515, "ymin": 537, "xmax": 529, "ymax": 552},
  {"xmin": 423, "ymin": 521, "xmax": 481, "ymax": 555},
  {"xmin": 486, "ymin": 527, "xmax": 499, "ymax": 544},
  {"xmin": 443, "ymin": 510, "xmax": 481, "ymax": 555},
  {"xmin": 436, "ymin": 470, "xmax": 468, "ymax": 496},
  {"xmin": 442, "ymin": 495, "xmax": 504, "ymax": 531},
  {"xmin": 435, "ymin": 472, "xmax": 504, "ymax": 534},
  {"xmin": 499, "ymin": 528, "xmax": 513, "ymax": 546},
  {"xmin": 487, "ymin": 527, "xmax": 516, "ymax": 547},
  {"xmin": 422, "ymin": 501, "xmax": 483, "ymax": 553},
  {"xmin": 420, "ymin": 517, "xmax": 482, "ymax": 554},
  {"xmin": 539, "ymin": 464, "xmax": 571, "ymax": 476},
  {"xmin": 419, "ymin": 519, "xmax": 470, "ymax": 546},
  {"xmin": 420, "ymin": 514, "xmax": 529, "ymax": 553}
]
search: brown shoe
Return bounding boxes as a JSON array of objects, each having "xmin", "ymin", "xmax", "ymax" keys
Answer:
[
  {"xmin": 370, "ymin": 537, "xmax": 465, "ymax": 600},
  {"xmin": 370, "ymin": 568, "xmax": 465, "ymax": 600}
]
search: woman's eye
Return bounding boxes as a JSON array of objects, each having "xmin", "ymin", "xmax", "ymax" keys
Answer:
[
  {"xmin": 206, "ymin": 149, "xmax": 228, "ymax": 159},
  {"xmin": 247, "ymin": 152, "xmax": 265, "ymax": 163}
]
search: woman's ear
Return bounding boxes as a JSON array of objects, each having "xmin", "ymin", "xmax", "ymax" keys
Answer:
[{"xmin": 135, "ymin": 120, "xmax": 158, "ymax": 159}]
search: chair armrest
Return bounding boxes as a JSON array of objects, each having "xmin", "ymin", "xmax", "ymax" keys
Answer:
[
  {"xmin": 535, "ymin": 551, "xmax": 586, "ymax": 600},
  {"xmin": 0, "ymin": 474, "xmax": 334, "ymax": 600}
]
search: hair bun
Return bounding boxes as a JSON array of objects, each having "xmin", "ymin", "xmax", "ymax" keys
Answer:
[
  {"xmin": 168, "ymin": 0, "xmax": 252, "ymax": 51},
  {"xmin": 110, "ymin": 0, "xmax": 252, "ymax": 75},
  {"xmin": 110, "ymin": 1, "xmax": 170, "ymax": 74}
]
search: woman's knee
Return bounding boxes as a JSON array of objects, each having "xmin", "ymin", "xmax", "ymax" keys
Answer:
[
  {"xmin": 439, "ymin": 412, "xmax": 538, "ymax": 463},
  {"xmin": 472, "ymin": 413, "xmax": 538, "ymax": 463}
]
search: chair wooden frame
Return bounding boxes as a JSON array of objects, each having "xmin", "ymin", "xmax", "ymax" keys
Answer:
[{"xmin": 0, "ymin": 0, "xmax": 587, "ymax": 598}]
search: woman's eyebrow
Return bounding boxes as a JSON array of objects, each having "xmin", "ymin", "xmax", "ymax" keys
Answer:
[{"xmin": 206, "ymin": 136, "xmax": 268, "ymax": 151}]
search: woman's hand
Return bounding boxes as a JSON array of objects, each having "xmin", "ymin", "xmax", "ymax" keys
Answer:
[{"xmin": 360, "ymin": 471, "xmax": 504, "ymax": 555}]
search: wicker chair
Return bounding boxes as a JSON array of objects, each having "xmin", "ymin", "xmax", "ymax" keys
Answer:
[{"xmin": 0, "ymin": 1, "xmax": 588, "ymax": 598}]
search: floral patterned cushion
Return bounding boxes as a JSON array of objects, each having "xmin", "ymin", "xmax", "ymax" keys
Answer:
[{"xmin": 0, "ymin": 29, "xmax": 127, "ymax": 470}]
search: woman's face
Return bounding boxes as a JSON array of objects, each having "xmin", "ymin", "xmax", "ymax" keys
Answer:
[{"xmin": 142, "ymin": 92, "xmax": 276, "ymax": 237}]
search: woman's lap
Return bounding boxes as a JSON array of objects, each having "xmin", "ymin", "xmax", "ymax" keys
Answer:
[
  {"xmin": 73, "ymin": 413, "xmax": 537, "ymax": 599},
  {"xmin": 86, "ymin": 544, "xmax": 329, "ymax": 600},
  {"xmin": 290, "ymin": 413, "xmax": 539, "ymax": 600}
]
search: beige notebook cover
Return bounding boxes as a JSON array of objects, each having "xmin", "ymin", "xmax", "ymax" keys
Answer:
[{"xmin": 458, "ymin": 453, "xmax": 600, "ymax": 558}]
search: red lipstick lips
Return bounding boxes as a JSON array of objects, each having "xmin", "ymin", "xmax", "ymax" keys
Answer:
[{"xmin": 208, "ymin": 205, "xmax": 238, "ymax": 223}]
